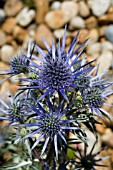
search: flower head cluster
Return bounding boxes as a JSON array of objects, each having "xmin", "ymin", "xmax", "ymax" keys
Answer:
[
  {"xmin": 23, "ymin": 100, "xmax": 80, "ymax": 158},
  {"xmin": 0, "ymin": 41, "xmax": 34, "ymax": 84},
  {"xmin": 81, "ymin": 68, "xmax": 113, "ymax": 119},
  {"xmin": 62, "ymin": 141, "xmax": 109, "ymax": 170},
  {"xmin": 0, "ymin": 26, "xmax": 112, "ymax": 169},
  {"xmin": 19, "ymin": 27, "xmax": 94, "ymax": 102},
  {"xmin": 0, "ymin": 90, "xmax": 29, "ymax": 125}
]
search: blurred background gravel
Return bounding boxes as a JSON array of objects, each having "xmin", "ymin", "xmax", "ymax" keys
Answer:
[{"xmin": 0, "ymin": 0, "xmax": 113, "ymax": 169}]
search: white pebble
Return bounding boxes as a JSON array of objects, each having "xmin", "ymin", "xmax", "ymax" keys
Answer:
[
  {"xmin": 91, "ymin": 0, "xmax": 111, "ymax": 17},
  {"xmin": 51, "ymin": 1, "xmax": 61, "ymax": 10},
  {"xmin": 16, "ymin": 7, "xmax": 36, "ymax": 27},
  {"xmin": 0, "ymin": 45, "xmax": 15, "ymax": 63}
]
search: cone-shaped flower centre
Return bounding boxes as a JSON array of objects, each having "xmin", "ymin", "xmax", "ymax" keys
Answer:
[
  {"xmin": 11, "ymin": 56, "xmax": 29, "ymax": 74},
  {"xmin": 7, "ymin": 103, "xmax": 23, "ymax": 122},
  {"xmin": 40, "ymin": 114, "xmax": 60, "ymax": 137},
  {"xmin": 40, "ymin": 58, "xmax": 73, "ymax": 91},
  {"xmin": 82, "ymin": 87, "xmax": 103, "ymax": 108}
]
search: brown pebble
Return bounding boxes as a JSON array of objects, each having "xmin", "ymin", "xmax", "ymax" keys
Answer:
[
  {"xmin": 85, "ymin": 16, "xmax": 97, "ymax": 29},
  {"xmin": 36, "ymin": 24, "xmax": 55, "ymax": 49},
  {"xmin": 2, "ymin": 17, "xmax": 17, "ymax": 34},
  {"xmin": 13, "ymin": 25, "xmax": 28, "ymax": 43},
  {"xmin": 34, "ymin": 0, "xmax": 49, "ymax": 24},
  {"xmin": 98, "ymin": 13, "xmax": 113, "ymax": 23}
]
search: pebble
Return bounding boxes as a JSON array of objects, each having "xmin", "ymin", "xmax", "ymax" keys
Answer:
[
  {"xmin": 0, "ymin": 9, "xmax": 6, "ymax": 23},
  {"xmin": 99, "ymin": 13, "xmax": 113, "ymax": 23},
  {"xmin": 16, "ymin": 8, "xmax": 35, "ymax": 27},
  {"xmin": 36, "ymin": 24, "xmax": 54, "ymax": 49},
  {"xmin": 0, "ymin": 45, "xmax": 15, "ymax": 63},
  {"xmin": 99, "ymin": 26, "xmax": 107, "ymax": 37},
  {"xmin": 105, "ymin": 25, "xmax": 113, "ymax": 43},
  {"xmin": 34, "ymin": 0, "xmax": 49, "ymax": 24},
  {"xmin": 69, "ymin": 16, "xmax": 85, "ymax": 29},
  {"xmin": 85, "ymin": 16, "xmax": 97, "ymax": 29},
  {"xmin": 88, "ymin": 28, "xmax": 99, "ymax": 44},
  {"xmin": 78, "ymin": 29, "xmax": 89, "ymax": 43},
  {"xmin": 51, "ymin": 1, "xmax": 61, "ymax": 10},
  {"xmin": 102, "ymin": 128, "xmax": 113, "ymax": 147},
  {"xmin": 101, "ymin": 41, "xmax": 113, "ymax": 52},
  {"xmin": 91, "ymin": 0, "xmax": 111, "ymax": 17},
  {"xmin": 61, "ymin": 1, "xmax": 79, "ymax": 20},
  {"xmin": 45, "ymin": 10, "xmax": 68, "ymax": 29},
  {"xmin": 4, "ymin": 0, "xmax": 23, "ymax": 17},
  {"xmin": 13, "ymin": 26, "xmax": 28, "ymax": 43},
  {"xmin": 97, "ymin": 51, "xmax": 113, "ymax": 74},
  {"xmin": 0, "ymin": 30, "xmax": 7, "ymax": 47},
  {"xmin": 87, "ymin": 42, "xmax": 101, "ymax": 58},
  {"xmin": 79, "ymin": 1, "xmax": 90, "ymax": 18},
  {"xmin": 53, "ymin": 29, "xmax": 70, "ymax": 39},
  {"xmin": 2, "ymin": 17, "xmax": 16, "ymax": 34},
  {"xmin": 87, "ymin": 0, "xmax": 93, "ymax": 9}
]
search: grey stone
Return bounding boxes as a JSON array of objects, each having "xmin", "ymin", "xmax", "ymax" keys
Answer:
[{"xmin": 105, "ymin": 25, "xmax": 113, "ymax": 43}]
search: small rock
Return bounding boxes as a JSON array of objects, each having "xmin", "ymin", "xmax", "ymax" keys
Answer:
[
  {"xmin": 87, "ymin": 0, "xmax": 93, "ymax": 9},
  {"xmin": 91, "ymin": 0, "xmax": 111, "ymax": 17},
  {"xmin": 13, "ymin": 26, "xmax": 28, "ymax": 43},
  {"xmin": 78, "ymin": 29, "xmax": 89, "ymax": 43},
  {"xmin": 16, "ymin": 7, "xmax": 35, "ymax": 27},
  {"xmin": 69, "ymin": 16, "xmax": 85, "ymax": 29},
  {"xmin": 97, "ymin": 51, "xmax": 113, "ymax": 74},
  {"xmin": 0, "ymin": 9, "xmax": 6, "ymax": 23},
  {"xmin": 36, "ymin": 24, "xmax": 54, "ymax": 49},
  {"xmin": 0, "ymin": 45, "xmax": 15, "ymax": 63},
  {"xmin": 0, "ymin": 30, "xmax": 7, "ymax": 47},
  {"xmin": 87, "ymin": 42, "xmax": 101, "ymax": 58},
  {"xmin": 101, "ymin": 41, "xmax": 113, "ymax": 51},
  {"xmin": 71, "ymin": 29, "xmax": 89, "ymax": 44},
  {"xmin": 61, "ymin": 1, "xmax": 79, "ymax": 20},
  {"xmin": 88, "ymin": 28, "xmax": 99, "ymax": 44},
  {"xmin": 2, "ymin": 17, "xmax": 16, "ymax": 34},
  {"xmin": 79, "ymin": 1, "xmax": 90, "ymax": 18},
  {"xmin": 34, "ymin": 0, "xmax": 49, "ymax": 24},
  {"xmin": 105, "ymin": 25, "xmax": 113, "ymax": 43},
  {"xmin": 4, "ymin": 0, "xmax": 23, "ymax": 17},
  {"xmin": 51, "ymin": 1, "xmax": 61, "ymax": 10},
  {"xmin": 45, "ymin": 10, "xmax": 68, "ymax": 29},
  {"xmin": 85, "ymin": 16, "xmax": 97, "ymax": 29},
  {"xmin": 53, "ymin": 29, "xmax": 70, "ymax": 39},
  {"xmin": 99, "ymin": 26, "xmax": 107, "ymax": 37},
  {"xmin": 6, "ymin": 35, "xmax": 13, "ymax": 44},
  {"xmin": 102, "ymin": 128, "xmax": 113, "ymax": 147},
  {"xmin": 98, "ymin": 13, "xmax": 113, "ymax": 23}
]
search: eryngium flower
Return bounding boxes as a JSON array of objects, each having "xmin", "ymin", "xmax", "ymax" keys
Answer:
[
  {"xmin": 81, "ymin": 69, "xmax": 113, "ymax": 119},
  {"xmin": 0, "ymin": 42, "xmax": 33, "ymax": 84},
  {"xmin": 20, "ymin": 26, "xmax": 94, "ymax": 102},
  {"xmin": 23, "ymin": 100, "xmax": 80, "ymax": 158},
  {"xmin": 74, "ymin": 142, "xmax": 109, "ymax": 170},
  {"xmin": 0, "ymin": 90, "xmax": 28, "ymax": 125},
  {"xmin": 62, "ymin": 142, "xmax": 110, "ymax": 170}
]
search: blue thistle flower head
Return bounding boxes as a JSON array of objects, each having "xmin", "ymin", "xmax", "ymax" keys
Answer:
[
  {"xmin": 23, "ymin": 100, "xmax": 80, "ymax": 159},
  {"xmin": 62, "ymin": 141, "xmax": 110, "ymax": 170},
  {"xmin": 0, "ymin": 41, "xmax": 34, "ymax": 84},
  {"xmin": 20, "ymin": 26, "xmax": 94, "ymax": 102},
  {"xmin": 76, "ymin": 142, "xmax": 110, "ymax": 170},
  {"xmin": 0, "ymin": 90, "xmax": 28, "ymax": 125},
  {"xmin": 81, "ymin": 68, "xmax": 113, "ymax": 119}
]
